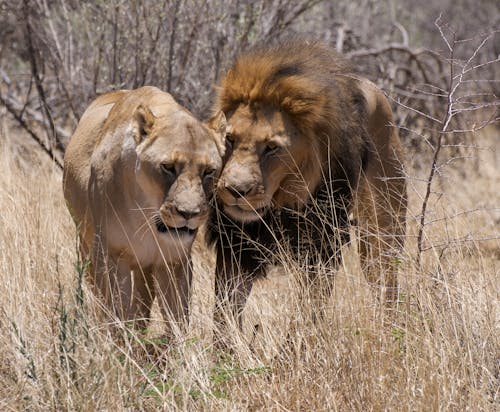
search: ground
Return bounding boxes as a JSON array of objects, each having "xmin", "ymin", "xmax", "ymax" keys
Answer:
[{"xmin": 0, "ymin": 122, "xmax": 498, "ymax": 410}]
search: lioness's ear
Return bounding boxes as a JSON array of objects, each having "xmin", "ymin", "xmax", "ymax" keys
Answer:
[
  {"xmin": 133, "ymin": 104, "xmax": 155, "ymax": 144},
  {"xmin": 207, "ymin": 110, "xmax": 226, "ymax": 156}
]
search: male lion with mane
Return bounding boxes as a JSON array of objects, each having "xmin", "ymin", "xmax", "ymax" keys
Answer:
[
  {"xmin": 207, "ymin": 40, "xmax": 407, "ymax": 334},
  {"xmin": 63, "ymin": 86, "xmax": 226, "ymax": 335}
]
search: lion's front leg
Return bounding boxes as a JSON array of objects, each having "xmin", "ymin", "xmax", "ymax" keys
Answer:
[
  {"xmin": 282, "ymin": 204, "xmax": 348, "ymax": 308},
  {"xmin": 153, "ymin": 260, "xmax": 193, "ymax": 339},
  {"xmin": 355, "ymin": 175, "xmax": 407, "ymax": 305}
]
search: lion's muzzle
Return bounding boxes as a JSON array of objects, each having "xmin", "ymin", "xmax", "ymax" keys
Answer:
[{"xmin": 217, "ymin": 151, "xmax": 270, "ymax": 223}]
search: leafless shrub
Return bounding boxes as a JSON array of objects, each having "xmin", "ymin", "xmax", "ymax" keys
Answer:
[
  {"xmin": 408, "ymin": 17, "xmax": 499, "ymax": 267},
  {"xmin": 0, "ymin": 0, "xmax": 497, "ymax": 165},
  {"xmin": 0, "ymin": 0, "xmax": 321, "ymax": 157}
]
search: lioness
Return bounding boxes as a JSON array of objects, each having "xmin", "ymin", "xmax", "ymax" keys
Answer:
[
  {"xmin": 207, "ymin": 41, "xmax": 407, "ymax": 330},
  {"xmin": 63, "ymin": 86, "xmax": 226, "ymax": 334}
]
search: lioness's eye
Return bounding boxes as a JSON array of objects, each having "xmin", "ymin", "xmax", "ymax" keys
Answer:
[
  {"xmin": 161, "ymin": 163, "xmax": 176, "ymax": 177},
  {"xmin": 226, "ymin": 134, "xmax": 234, "ymax": 150}
]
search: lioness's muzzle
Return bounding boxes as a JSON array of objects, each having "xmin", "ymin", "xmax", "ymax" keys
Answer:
[{"xmin": 154, "ymin": 216, "xmax": 197, "ymax": 236}]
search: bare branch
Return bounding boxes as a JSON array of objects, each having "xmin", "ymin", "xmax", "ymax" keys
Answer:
[{"xmin": 0, "ymin": 91, "xmax": 63, "ymax": 170}]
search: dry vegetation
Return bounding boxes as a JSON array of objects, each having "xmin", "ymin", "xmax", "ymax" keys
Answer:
[
  {"xmin": 0, "ymin": 119, "xmax": 498, "ymax": 411},
  {"xmin": 0, "ymin": 0, "xmax": 499, "ymax": 410}
]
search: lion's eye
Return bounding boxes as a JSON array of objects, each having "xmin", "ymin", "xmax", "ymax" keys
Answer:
[
  {"xmin": 264, "ymin": 141, "xmax": 280, "ymax": 156},
  {"xmin": 160, "ymin": 163, "xmax": 176, "ymax": 177},
  {"xmin": 203, "ymin": 168, "xmax": 216, "ymax": 180}
]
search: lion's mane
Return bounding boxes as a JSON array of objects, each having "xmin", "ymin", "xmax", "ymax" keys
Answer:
[{"xmin": 208, "ymin": 40, "xmax": 376, "ymax": 276}]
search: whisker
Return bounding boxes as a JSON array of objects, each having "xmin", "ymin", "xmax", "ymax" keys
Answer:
[
  {"xmin": 134, "ymin": 217, "xmax": 156, "ymax": 238},
  {"xmin": 132, "ymin": 204, "xmax": 159, "ymax": 238},
  {"xmin": 129, "ymin": 206, "xmax": 157, "ymax": 212}
]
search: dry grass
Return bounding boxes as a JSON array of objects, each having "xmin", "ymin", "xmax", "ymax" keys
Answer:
[{"xmin": 0, "ymin": 122, "xmax": 498, "ymax": 411}]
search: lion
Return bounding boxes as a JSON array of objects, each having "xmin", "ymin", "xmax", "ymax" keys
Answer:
[
  {"xmin": 207, "ymin": 41, "xmax": 407, "ymax": 332},
  {"xmin": 63, "ymin": 86, "xmax": 226, "ymax": 334}
]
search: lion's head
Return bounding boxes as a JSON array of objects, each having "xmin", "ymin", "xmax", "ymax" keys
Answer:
[
  {"xmin": 214, "ymin": 41, "xmax": 368, "ymax": 223},
  {"xmin": 216, "ymin": 104, "xmax": 317, "ymax": 223}
]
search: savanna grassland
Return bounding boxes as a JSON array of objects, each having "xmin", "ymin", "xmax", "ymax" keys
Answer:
[
  {"xmin": 0, "ymin": 121, "xmax": 498, "ymax": 410},
  {"xmin": 0, "ymin": 1, "xmax": 499, "ymax": 410}
]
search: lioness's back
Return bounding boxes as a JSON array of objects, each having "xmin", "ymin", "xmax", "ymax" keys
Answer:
[
  {"xmin": 63, "ymin": 90, "xmax": 128, "ymax": 221},
  {"xmin": 63, "ymin": 87, "xmax": 176, "ymax": 223}
]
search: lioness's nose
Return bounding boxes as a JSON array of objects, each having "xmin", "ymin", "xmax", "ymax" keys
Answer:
[
  {"xmin": 176, "ymin": 208, "xmax": 199, "ymax": 220},
  {"xmin": 226, "ymin": 184, "xmax": 252, "ymax": 198}
]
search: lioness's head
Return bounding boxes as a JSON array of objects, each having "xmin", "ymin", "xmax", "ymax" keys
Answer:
[
  {"xmin": 217, "ymin": 103, "xmax": 321, "ymax": 223},
  {"xmin": 131, "ymin": 104, "xmax": 226, "ymax": 239}
]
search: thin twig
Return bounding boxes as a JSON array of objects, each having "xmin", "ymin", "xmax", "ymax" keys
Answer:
[
  {"xmin": 416, "ymin": 20, "xmax": 455, "ymax": 268},
  {"xmin": 0, "ymin": 93, "xmax": 63, "ymax": 170},
  {"xmin": 167, "ymin": 0, "xmax": 181, "ymax": 93},
  {"xmin": 23, "ymin": 0, "xmax": 65, "ymax": 153},
  {"xmin": 415, "ymin": 19, "xmax": 498, "ymax": 267}
]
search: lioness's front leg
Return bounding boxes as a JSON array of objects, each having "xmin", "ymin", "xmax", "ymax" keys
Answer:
[
  {"xmin": 91, "ymin": 240, "xmax": 155, "ymax": 327},
  {"xmin": 153, "ymin": 260, "xmax": 193, "ymax": 338}
]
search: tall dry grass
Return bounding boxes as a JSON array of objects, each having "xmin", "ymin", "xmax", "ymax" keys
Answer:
[{"xmin": 0, "ymin": 121, "xmax": 498, "ymax": 410}]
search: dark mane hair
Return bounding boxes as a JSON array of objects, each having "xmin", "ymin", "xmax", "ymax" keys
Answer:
[
  {"xmin": 209, "ymin": 40, "xmax": 375, "ymax": 277},
  {"xmin": 208, "ymin": 40, "xmax": 407, "ymax": 324},
  {"xmin": 217, "ymin": 40, "xmax": 360, "ymax": 136}
]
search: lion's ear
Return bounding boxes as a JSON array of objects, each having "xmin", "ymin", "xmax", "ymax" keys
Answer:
[
  {"xmin": 207, "ymin": 110, "xmax": 227, "ymax": 156},
  {"xmin": 133, "ymin": 104, "xmax": 155, "ymax": 144}
]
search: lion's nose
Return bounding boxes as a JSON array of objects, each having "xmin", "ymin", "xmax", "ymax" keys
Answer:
[
  {"xmin": 176, "ymin": 208, "xmax": 199, "ymax": 220},
  {"xmin": 226, "ymin": 185, "xmax": 252, "ymax": 198}
]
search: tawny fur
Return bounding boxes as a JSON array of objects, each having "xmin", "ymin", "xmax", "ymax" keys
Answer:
[
  {"xmin": 208, "ymin": 41, "xmax": 407, "ymax": 335},
  {"xmin": 63, "ymin": 86, "xmax": 226, "ymax": 334}
]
